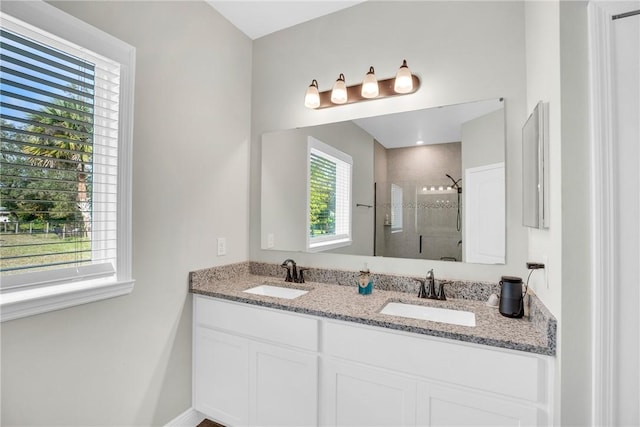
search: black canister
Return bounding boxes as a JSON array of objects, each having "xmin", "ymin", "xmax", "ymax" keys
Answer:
[{"xmin": 499, "ymin": 276, "xmax": 524, "ymax": 318}]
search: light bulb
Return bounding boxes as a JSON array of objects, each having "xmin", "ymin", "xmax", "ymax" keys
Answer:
[
  {"xmin": 394, "ymin": 59, "xmax": 413, "ymax": 94},
  {"xmin": 304, "ymin": 79, "xmax": 320, "ymax": 109},
  {"xmin": 361, "ymin": 66, "xmax": 379, "ymax": 98},
  {"xmin": 331, "ymin": 73, "xmax": 348, "ymax": 104}
]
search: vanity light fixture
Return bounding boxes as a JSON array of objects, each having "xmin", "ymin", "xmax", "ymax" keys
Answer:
[
  {"xmin": 361, "ymin": 66, "xmax": 379, "ymax": 98},
  {"xmin": 305, "ymin": 60, "xmax": 420, "ymax": 109},
  {"xmin": 394, "ymin": 59, "xmax": 413, "ymax": 93},
  {"xmin": 304, "ymin": 79, "xmax": 320, "ymax": 109},
  {"xmin": 330, "ymin": 73, "xmax": 348, "ymax": 104}
]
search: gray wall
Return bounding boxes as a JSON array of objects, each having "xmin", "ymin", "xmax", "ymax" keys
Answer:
[
  {"xmin": 386, "ymin": 143, "xmax": 462, "ymax": 184},
  {"xmin": 461, "ymin": 109, "xmax": 505, "ymax": 170},
  {"xmin": 261, "ymin": 121, "xmax": 375, "ymax": 255},
  {"xmin": 559, "ymin": 2, "xmax": 591, "ymax": 425},
  {"xmin": 0, "ymin": 2, "xmax": 252, "ymax": 425},
  {"xmin": 524, "ymin": 1, "xmax": 592, "ymax": 424}
]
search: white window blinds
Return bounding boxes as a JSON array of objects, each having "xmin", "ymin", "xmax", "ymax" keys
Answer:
[
  {"xmin": 307, "ymin": 137, "xmax": 352, "ymax": 250},
  {"xmin": 0, "ymin": 16, "xmax": 121, "ymax": 290}
]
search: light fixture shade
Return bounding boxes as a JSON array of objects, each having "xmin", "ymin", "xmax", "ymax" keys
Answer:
[
  {"xmin": 394, "ymin": 59, "xmax": 413, "ymax": 94},
  {"xmin": 331, "ymin": 73, "xmax": 348, "ymax": 104},
  {"xmin": 304, "ymin": 79, "xmax": 320, "ymax": 109},
  {"xmin": 361, "ymin": 66, "xmax": 379, "ymax": 98}
]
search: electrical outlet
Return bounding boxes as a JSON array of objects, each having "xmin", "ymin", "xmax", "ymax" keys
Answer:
[
  {"xmin": 217, "ymin": 237, "xmax": 227, "ymax": 256},
  {"xmin": 267, "ymin": 233, "xmax": 275, "ymax": 249}
]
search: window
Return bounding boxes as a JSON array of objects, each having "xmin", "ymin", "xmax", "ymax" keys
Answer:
[
  {"xmin": 0, "ymin": 1, "xmax": 135, "ymax": 321},
  {"xmin": 391, "ymin": 183, "xmax": 403, "ymax": 232},
  {"xmin": 307, "ymin": 137, "xmax": 352, "ymax": 251}
]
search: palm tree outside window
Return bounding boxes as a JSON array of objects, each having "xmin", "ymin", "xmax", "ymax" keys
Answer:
[{"xmin": 0, "ymin": 11, "xmax": 127, "ymax": 293}]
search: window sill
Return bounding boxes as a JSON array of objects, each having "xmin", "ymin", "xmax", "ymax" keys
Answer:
[
  {"xmin": 308, "ymin": 238, "xmax": 352, "ymax": 253},
  {"xmin": 0, "ymin": 278, "xmax": 135, "ymax": 322}
]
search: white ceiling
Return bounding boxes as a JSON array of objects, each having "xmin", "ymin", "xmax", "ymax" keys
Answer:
[
  {"xmin": 353, "ymin": 99, "xmax": 504, "ymax": 149},
  {"xmin": 206, "ymin": 1, "xmax": 366, "ymax": 40}
]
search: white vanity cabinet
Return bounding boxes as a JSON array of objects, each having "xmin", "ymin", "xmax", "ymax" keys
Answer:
[
  {"xmin": 194, "ymin": 327, "xmax": 249, "ymax": 425},
  {"xmin": 249, "ymin": 341, "xmax": 318, "ymax": 426},
  {"xmin": 320, "ymin": 357, "xmax": 418, "ymax": 426},
  {"xmin": 321, "ymin": 321, "xmax": 551, "ymax": 427},
  {"xmin": 193, "ymin": 295, "xmax": 553, "ymax": 427},
  {"xmin": 416, "ymin": 382, "xmax": 538, "ymax": 426},
  {"xmin": 319, "ymin": 357, "xmax": 540, "ymax": 427},
  {"xmin": 193, "ymin": 296, "xmax": 318, "ymax": 427}
]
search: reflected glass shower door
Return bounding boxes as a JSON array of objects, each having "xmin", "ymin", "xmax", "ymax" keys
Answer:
[
  {"xmin": 375, "ymin": 181, "xmax": 462, "ymax": 261},
  {"xmin": 415, "ymin": 187, "xmax": 462, "ymax": 262}
]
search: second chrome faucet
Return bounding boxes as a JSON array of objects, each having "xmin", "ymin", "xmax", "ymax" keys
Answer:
[
  {"xmin": 281, "ymin": 259, "xmax": 308, "ymax": 283},
  {"xmin": 417, "ymin": 269, "xmax": 447, "ymax": 300}
]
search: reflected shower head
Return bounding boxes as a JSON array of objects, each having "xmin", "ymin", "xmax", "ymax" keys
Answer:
[
  {"xmin": 445, "ymin": 174, "xmax": 462, "ymax": 189},
  {"xmin": 446, "ymin": 174, "xmax": 463, "ymax": 232}
]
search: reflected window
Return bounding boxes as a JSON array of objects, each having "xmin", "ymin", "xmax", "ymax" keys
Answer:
[
  {"xmin": 307, "ymin": 137, "xmax": 352, "ymax": 251},
  {"xmin": 391, "ymin": 183, "xmax": 403, "ymax": 233}
]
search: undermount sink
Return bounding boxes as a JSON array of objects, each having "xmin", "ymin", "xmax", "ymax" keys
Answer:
[
  {"xmin": 243, "ymin": 284, "xmax": 308, "ymax": 300},
  {"xmin": 380, "ymin": 302, "xmax": 476, "ymax": 327}
]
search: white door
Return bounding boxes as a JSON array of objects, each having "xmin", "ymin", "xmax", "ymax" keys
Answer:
[
  {"xmin": 250, "ymin": 341, "xmax": 318, "ymax": 427},
  {"xmin": 319, "ymin": 358, "xmax": 417, "ymax": 427},
  {"xmin": 612, "ymin": 4, "xmax": 640, "ymax": 424},
  {"xmin": 591, "ymin": 2, "xmax": 640, "ymax": 424},
  {"xmin": 193, "ymin": 328, "xmax": 249, "ymax": 426},
  {"xmin": 416, "ymin": 382, "xmax": 539, "ymax": 427},
  {"xmin": 464, "ymin": 162, "xmax": 505, "ymax": 264}
]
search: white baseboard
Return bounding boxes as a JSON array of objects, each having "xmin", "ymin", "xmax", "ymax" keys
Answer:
[{"xmin": 165, "ymin": 408, "xmax": 206, "ymax": 427}]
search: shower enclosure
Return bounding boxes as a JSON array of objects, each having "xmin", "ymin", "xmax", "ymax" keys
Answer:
[{"xmin": 375, "ymin": 179, "xmax": 463, "ymax": 261}]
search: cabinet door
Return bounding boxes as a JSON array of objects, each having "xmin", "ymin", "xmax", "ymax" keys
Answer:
[
  {"xmin": 320, "ymin": 358, "xmax": 416, "ymax": 427},
  {"xmin": 194, "ymin": 327, "xmax": 249, "ymax": 426},
  {"xmin": 416, "ymin": 382, "xmax": 539, "ymax": 427},
  {"xmin": 250, "ymin": 341, "xmax": 318, "ymax": 426}
]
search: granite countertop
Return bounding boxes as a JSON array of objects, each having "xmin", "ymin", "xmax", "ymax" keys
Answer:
[{"xmin": 189, "ymin": 262, "xmax": 556, "ymax": 356}]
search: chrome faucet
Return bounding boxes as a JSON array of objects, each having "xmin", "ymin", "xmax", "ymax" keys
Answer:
[
  {"xmin": 425, "ymin": 269, "xmax": 437, "ymax": 299},
  {"xmin": 281, "ymin": 259, "xmax": 307, "ymax": 283},
  {"xmin": 417, "ymin": 269, "xmax": 446, "ymax": 300}
]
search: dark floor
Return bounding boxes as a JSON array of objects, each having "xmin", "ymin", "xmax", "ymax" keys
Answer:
[{"xmin": 197, "ymin": 419, "xmax": 225, "ymax": 427}]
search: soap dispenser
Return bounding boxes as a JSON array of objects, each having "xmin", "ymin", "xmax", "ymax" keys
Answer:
[{"xmin": 358, "ymin": 263, "xmax": 373, "ymax": 295}]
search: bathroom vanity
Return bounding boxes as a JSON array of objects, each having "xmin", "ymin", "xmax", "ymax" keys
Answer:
[{"xmin": 190, "ymin": 262, "xmax": 555, "ymax": 426}]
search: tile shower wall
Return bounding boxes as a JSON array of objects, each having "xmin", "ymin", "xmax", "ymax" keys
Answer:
[{"xmin": 376, "ymin": 142, "xmax": 462, "ymax": 261}]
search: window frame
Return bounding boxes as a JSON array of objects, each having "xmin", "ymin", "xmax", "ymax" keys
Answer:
[
  {"xmin": 306, "ymin": 136, "xmax": 352, "ymax": 252},
  {"xmin": 0, "ymin": 0, "xmax": 135, "ymax": 322}
]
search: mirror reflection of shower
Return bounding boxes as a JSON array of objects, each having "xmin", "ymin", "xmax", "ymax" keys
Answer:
[
  {"xmin": 446, "ymin": 174, "xmax": 462, "ymax": 232},
  {"xmin": 377, "ymin": 179, "xmax": 463, "ymax": 261}
]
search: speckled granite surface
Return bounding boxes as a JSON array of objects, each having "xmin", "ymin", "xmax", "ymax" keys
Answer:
[{"xmin": 189, "ymin": 262, "xmax": 556, "ymax": 356}]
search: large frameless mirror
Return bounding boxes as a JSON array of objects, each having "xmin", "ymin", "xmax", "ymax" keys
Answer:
[{"xmin": 261, "ymin": 98, "xmax": 506, "ymax": 264}]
